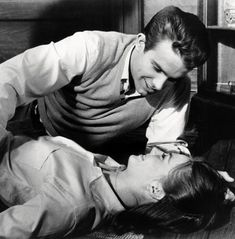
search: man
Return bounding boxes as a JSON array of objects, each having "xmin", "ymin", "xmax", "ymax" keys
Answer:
[{"xmin": 1, "ymin": 6, "xmax": 209, "ymax": 159}]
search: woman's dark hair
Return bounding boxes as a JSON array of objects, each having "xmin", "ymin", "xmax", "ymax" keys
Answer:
[
  {"xmin": 110, "ymin": 159, "xmax": 229, "ymax": 234},
  {"xmin": 144, "ymin": 6, "xmax": 210, "ymax": 70}
]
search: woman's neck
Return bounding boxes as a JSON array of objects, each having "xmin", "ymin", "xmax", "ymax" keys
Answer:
[{"xmin": 109, "ymin": 170, "xmax": 138, "ymax": 208}]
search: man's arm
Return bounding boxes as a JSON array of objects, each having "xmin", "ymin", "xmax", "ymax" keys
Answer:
[
  {"xmin": 146, "ymin": 103, "xmax": 189, "ymax": 145},
  {"xmin": 0, "ymin": 31, "xmax": 97, "ymax": 135},
  {"xmin": 0, "ymin": 43, "xmax": 69, "ymax": 128}
]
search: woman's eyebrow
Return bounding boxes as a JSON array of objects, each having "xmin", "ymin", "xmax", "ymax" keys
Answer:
[{"xmin": 167, "ymin": 153, "xmax": 173, "ymax": 163}]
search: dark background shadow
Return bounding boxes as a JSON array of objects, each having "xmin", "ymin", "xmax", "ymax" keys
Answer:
[
  {"xmin": 0, "ymin": 0, "xmax": 138, "ymax": 62},
  {"xmin": 30, "ymin": 0, "xmax": 136, "ymax": 46}
]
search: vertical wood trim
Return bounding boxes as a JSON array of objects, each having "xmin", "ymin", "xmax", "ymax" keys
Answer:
[
  {"xmin": 109, "ymin": 0, "xmax": 124, "ymax": 32},
  {"xmin": 123, "ymin": 0, "xmax": 142, "ymax": 34},
  {"xmin": 197, "ymin": 0, "xmax": 208, "ymax": 91},
  {"xmin": 207, "ymin": 0, "xmax": 218, "ymax": 26},
  {"xmin": 198, "ymin": 0, "xmax": 207, "ymax": 25}
]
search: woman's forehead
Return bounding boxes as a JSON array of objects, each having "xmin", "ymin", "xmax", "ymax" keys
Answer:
[{"xmin": 169, "ymin": 153, "xmax": 190, "ymax": 166}]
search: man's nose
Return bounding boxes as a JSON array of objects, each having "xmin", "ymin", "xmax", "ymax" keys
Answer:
[{"xmin": 152, "ymin": 75, "xmax": 168, "ymax": 90}]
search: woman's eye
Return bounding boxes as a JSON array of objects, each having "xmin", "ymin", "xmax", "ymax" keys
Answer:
[{"xmin": 162, "ymin": 153, "xmax": 168, "ymax": 159}]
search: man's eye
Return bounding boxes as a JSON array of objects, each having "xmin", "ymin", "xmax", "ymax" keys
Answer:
[{"xmin": 154, "ymin": 67, "xmax": 162, "ymax": 73}]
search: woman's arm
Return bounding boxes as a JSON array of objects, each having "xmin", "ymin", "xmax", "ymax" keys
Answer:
[{"xmin": 0, "ymin": 186, "xmax": 76, "ymax": 238}]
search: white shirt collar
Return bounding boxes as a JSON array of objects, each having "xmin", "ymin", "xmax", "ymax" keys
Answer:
[{"xmin": 120, "ymin": 45, "xmax": 141, "ymax": 98}]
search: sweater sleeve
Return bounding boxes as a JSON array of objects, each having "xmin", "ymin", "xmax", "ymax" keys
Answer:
[
  {"xmin": 0, "ymin": 31, "xmax": 96, "ymax": 139},
  {"xmin": 146, "ymin": 103, "xmax": 189, "ymax": 144}
]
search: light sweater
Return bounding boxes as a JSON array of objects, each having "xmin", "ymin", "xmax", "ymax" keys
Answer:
[{"xmin": 0, "ymin": 31, "xmax": 189, "ymax": 150}]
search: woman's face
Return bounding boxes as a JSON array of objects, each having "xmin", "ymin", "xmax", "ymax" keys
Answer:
[{"xmin": 123, "ymin": 152, "xmax": 190, "ymax": 199}]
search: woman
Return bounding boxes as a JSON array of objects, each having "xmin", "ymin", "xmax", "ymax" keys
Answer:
[
  {"xmin": 110, "ymin": 158, "xmax": 233, "ymax": 234},
  {"xmin": 0, "ymin": 131, "xmax": 233, "ymax": 238}
]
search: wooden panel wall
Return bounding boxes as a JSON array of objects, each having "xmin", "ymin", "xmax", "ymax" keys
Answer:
[
  {"xmin": 143, "ymin": 0, "xmax": 198, "ymax": 25},
  {"xmin": 0, "ymin": 0, "xmax": 142, "ymax": 63}
]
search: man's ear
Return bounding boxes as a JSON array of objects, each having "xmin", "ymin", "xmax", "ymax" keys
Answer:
[
  {"xmin": 147, "ymin": 180, "xmax": 165, "ymax": 201},
  {"xmin": 135, "ymin": 33, "xmax": 146, "ymax": 52}
]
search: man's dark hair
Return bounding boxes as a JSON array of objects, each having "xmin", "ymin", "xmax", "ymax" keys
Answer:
[{"xmin": 144, "ymin": 6, "xmax": 210, "ymax": 70}]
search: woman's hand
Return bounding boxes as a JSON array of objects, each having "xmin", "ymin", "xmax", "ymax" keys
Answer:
[{"xmin": 218, "ymin": 171, "xmax": 234, "ymax": 182}]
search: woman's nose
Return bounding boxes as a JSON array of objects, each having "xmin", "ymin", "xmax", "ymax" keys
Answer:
[{"xmin": 152, "ymin": 75, "xmax": 168, "ymax": 90}]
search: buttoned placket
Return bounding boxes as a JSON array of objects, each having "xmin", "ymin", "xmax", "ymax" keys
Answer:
[{"xmin": 119, "ymin": 45, "xmax": 142, "ymax": 101}]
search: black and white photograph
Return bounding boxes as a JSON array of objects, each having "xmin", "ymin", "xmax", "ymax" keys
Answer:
[{"xmin": 0, "ymin": 0, "xmax": 235, "ymax": 238}]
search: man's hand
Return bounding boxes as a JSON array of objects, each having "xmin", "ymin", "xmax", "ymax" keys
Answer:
[{"xmin": 218, "ymin": 171, "xmax": 234, "ymax": 182}]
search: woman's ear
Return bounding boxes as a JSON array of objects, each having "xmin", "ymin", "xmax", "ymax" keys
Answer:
[
  {"xmin": 135, "ymin": 33, "xmax": 146, "ymax": 52},
  {"xmin": 147, "ymin": 180, "xmax": 165, "ymax": 201}
]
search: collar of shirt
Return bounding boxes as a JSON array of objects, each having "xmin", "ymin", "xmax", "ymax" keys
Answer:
[
  {"xmin": 89, "ymin": 167, "xmax": 125, "ymax": 220},
  {"xmin": 120, "ymin": 45, "xmax": 141, "ymax": 100}
]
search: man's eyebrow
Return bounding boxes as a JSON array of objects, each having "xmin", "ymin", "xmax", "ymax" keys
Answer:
[{"xmin": 151, "ymin": 60, "xmax": 167, "ymax": 76}]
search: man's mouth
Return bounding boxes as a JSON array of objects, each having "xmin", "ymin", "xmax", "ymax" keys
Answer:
[
  {"xmin": 144, "ymin": 78, "xmax": 155, "ymax": 92},
  {"xmin": 139, "ymin": 155, "xmax": 145, "ymax": 161}
]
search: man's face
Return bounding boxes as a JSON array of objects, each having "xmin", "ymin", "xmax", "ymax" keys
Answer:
[{"xmin": 130, "ymin": 37, "xmax": 188, "ymax": 96}]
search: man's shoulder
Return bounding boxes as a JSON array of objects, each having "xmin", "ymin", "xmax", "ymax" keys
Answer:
[
  {"xmin": 83, "ymin": 30, "xmax": 135, "ymax": 39},
  {"xmin": 76, "ymin": 30, "xmax": 136, "ymax": 49}
]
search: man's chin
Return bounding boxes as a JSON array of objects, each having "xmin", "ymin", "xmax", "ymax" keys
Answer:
[
  {"xmin": 138, "ymin": 89, "xmax": 148, "ymax": 96},
  {"xmin": 139, "ymin": 90, "xmax": 156, "ymax": 96}
]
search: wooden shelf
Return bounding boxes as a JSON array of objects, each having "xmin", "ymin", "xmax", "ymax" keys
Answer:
[
  {"xmin": 199, "ymin": 0, "xmax": 235, "ymax": 97},
  {"xmin": 198, "ymin": 87, "xmax": 235, "ymax": 105},
  {"xmin": 207, "ymin": 26, "xmax": 235, "ymax": 31}
]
